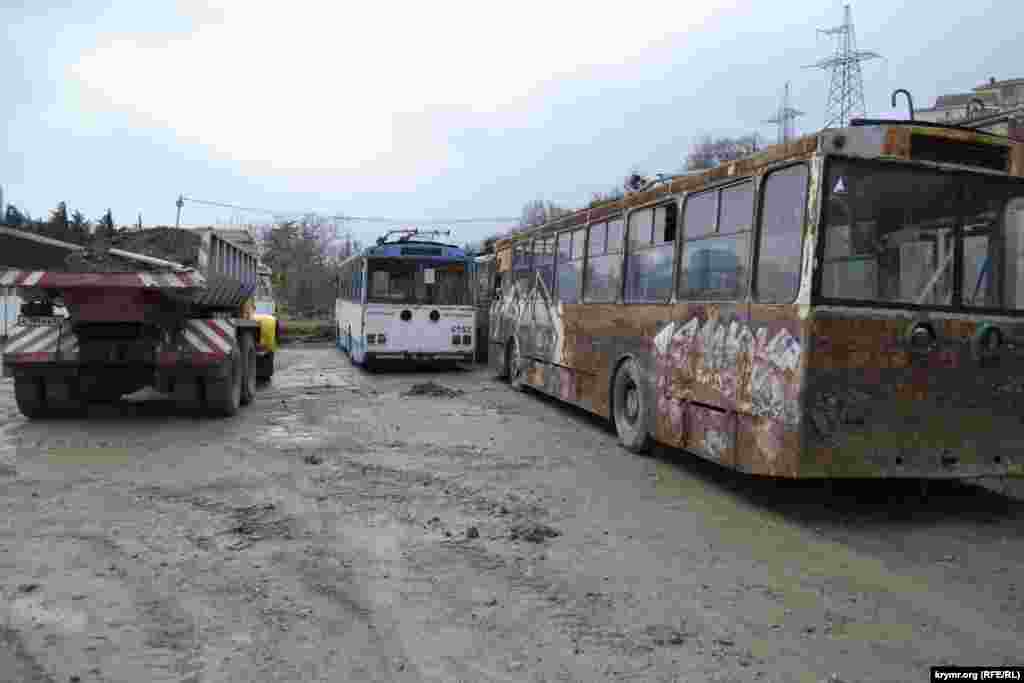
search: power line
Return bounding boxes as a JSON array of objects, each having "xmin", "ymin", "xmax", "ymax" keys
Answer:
[
  {"xmin": 178, "ymin": 195, "xmax": 518, "ymax": 226},
  {"xmin": 804, "ymin": 3, "xmax": 881, "ymax": 129}
]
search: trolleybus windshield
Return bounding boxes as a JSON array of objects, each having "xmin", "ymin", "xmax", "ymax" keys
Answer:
[
  {"xmin": 367, "ymin": 258, "xmax": 471, "ymax": 306},
  {"xmin": 820, "ymin": 158, "xmax": 1024, "ymax": 311}
]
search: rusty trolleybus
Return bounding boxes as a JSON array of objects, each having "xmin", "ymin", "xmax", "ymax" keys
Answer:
[{"xmin": 489, "ymin": 120, "xmax": 1024, "ymax": 479}]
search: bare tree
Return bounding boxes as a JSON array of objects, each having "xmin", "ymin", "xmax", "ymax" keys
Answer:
[
  {"xmin": 519, "ymin": 199, "xmax": 570, "ymax": 229},
  {"xmin": 684, "ymin": 134, "xmax": 762, "ymax": 171},
  {"xmin": 260, "ymin": 216, "xmax": 344, "ymax": 319}
]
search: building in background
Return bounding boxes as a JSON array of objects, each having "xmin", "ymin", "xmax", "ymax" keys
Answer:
[{"xmin": 917, "ymin": 76, "xmax": 1024, "ymax": 140}]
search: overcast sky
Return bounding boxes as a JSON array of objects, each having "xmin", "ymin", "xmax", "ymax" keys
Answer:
[{"xmin": 3, "ymin": 0, "xmax": 1021, "ymax": 246}]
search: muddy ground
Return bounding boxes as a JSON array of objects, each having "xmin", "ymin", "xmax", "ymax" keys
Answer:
[{"xmin": 0, "ymin": 344, "xmax": 1021, "ymax": 683}]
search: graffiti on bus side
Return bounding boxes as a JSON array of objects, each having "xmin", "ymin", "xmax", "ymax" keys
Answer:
[
  {"xmin": 491, "ymin": 274, "xmax": 564, "ymax": 362},
  {"xmin": 654, "ymin": 315, "xmax": 803, "ymax": 425}
]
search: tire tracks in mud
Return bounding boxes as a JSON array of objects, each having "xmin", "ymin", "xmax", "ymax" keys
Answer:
[
  {"xmin": 287, "ymin": 451, "xmax": 725, "ymax": 681},
  {"xmin": 1, "ymin": 529, "xmax": 204, "ymax": 683},
  {"xmin": 0, "ymin": 625, "xmax": 55, "ymax": 683},
  {"xmin": 132, "ymin": 482, "xmax": 423, "ymax": 682}
]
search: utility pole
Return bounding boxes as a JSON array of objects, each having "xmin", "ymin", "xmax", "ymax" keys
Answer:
[
  {"xmin": 175, "ymin": 194, "xmax": 184, "ymax": 229},
  {"xmin": 764, "ymin": 82, "xmax": 805, "ymax": 144},
  {"xmin": 804, "ymin": 4, "xmax": 882, "ymax": 129}
]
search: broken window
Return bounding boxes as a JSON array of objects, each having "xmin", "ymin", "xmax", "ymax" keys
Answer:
[
  {"xmin": 625, "ymin": 202, "xmax": 677, "ymax": 303},
  {"xmin": 534, "ymin": 236, "xmax": 556, "ymax": 296}
]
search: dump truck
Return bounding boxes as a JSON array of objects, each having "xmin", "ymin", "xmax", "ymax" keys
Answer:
[{"xmin": 0, "ymin": 227, "xmax": 279, "ymax": 418}]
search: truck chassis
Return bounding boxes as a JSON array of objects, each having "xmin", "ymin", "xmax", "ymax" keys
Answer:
[{"xmin": 1, "ymin": 268, "xmax": 274, "ymax": 418}]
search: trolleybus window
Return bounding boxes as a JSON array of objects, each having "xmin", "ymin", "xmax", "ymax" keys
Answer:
[
  {"xmin": 535, "ymin": 236, "xmax": 556, "ymax": 295},
  {"xmin": 557, "ymin": 228, "xmax": 584, "ymax": 304},
  {"xmin": 584, "ymin": 219, "xmax": 624, "ymax": 303},
  {"xmin": 625, "ymin": 202, "xmax": 677, "ymax": 303},
  {"xmin": 756, "ymin": 164, "xmax": 808, "ymax": 304},
  {"xmin": 820, "ymin": 158, "xmax": 1024, "ymax": 309},
  {"xmin": 678, "ymin": 182, "xmax": 753, "ymax": 301},
  {"xmin": 719, "ymin": 182, "xmax": 755, "ymax": 234},
  {"xmin": 366, "ymin": 258, "xmax": 470, "ymax": 305},
  {"xmin": 513, "ymin": 241, "xmax": 533, "ymax": 287}
]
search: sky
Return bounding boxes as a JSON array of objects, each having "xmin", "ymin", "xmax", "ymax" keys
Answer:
[{"xmin": 2, "ymin": 0, "xmax": 1022, "ymax": 247}]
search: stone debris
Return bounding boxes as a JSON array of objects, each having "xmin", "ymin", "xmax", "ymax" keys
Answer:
[
  {"xmin": 402, "ymin": 382, "xmax": 464, "ymax": 399},
  {"xmin": 508, "ymin": 522, "xmax": 561, "ymax": 543}
]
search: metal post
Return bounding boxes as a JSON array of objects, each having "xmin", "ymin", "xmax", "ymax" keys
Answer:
[{"xmin": 175, "ymin": 195, "xmax": 184, "ymax": 229}]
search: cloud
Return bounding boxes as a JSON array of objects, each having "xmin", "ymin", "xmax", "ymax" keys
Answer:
[{"xmin": 70, "ymin": 0, "xmax": 742, "ymax": 190}]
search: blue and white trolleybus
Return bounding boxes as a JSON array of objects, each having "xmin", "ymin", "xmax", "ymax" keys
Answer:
[{"xmin": 335, "ymin": 229, "xmax": 476, "ymax": 368}]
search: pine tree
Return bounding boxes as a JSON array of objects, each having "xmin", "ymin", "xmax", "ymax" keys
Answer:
[
  {"xmin": 96, "ymin": 209, "xmax": 116, "ymax": 240},
  {"xmin": 4, "ymin": 204, "xmax": 26, "ymax": 228},
  {"xmin": 70, "ymin": 210, "xmax": 90, "ymax": 243}
]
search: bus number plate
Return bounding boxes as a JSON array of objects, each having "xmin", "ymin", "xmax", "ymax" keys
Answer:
[
  {"xmin": 451, "ymin": 324, "xmax": 471, "ymax": 334},
  {"xmin": 17, "ymin": 316, "xmax": 63, "ymax": 328}
]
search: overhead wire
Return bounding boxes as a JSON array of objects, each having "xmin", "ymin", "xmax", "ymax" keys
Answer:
[{"xmin": 181, "ymin": 196, "xmax": 518, "ymax": 225}]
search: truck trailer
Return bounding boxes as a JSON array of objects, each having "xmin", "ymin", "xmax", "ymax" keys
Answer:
[{"xmin": 0, "ymin": 227, "xmax": 279, "ymax": 418}]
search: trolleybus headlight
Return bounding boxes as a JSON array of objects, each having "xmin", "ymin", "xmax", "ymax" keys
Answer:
[
  {"xmin": 367, "ymin": 334, "xmax": 377, "ymax": 345},
  {"xmin": 429, "ymin": 310, "xmax": 440, "ymax": 322},
  {"xmin": 452, "ymin": 335, "xmax": 461, "ymax": 345},
  {"xmin": 462, "ymin": 334, "xmax": 471, "ymax": 345},
  {"xmin": 377, "ymin": 334, "xmax": 386, "ymax": 345},
  {"xmin": 400, "ymin": 310, "xmax": 412, "ymax": 322}
]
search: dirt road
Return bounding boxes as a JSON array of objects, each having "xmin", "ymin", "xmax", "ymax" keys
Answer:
[{"xmin": 1, "ymin": 344, "xmax": 1021, "ymax": 682}]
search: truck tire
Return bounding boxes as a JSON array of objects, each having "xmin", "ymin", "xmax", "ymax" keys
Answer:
[
  {"xmin": 256, "ymin": 352, "xmax": 274, "ymax": 383},
  {"xmin": 45, "ymin": 379, "xmax": 85, "ymax": 418},
  {"xmin": 204, "ymin": 350, "xmax": 242, "ymax": 418},
  {"xmin": 240, "ymin": 333, "xmax": 256, "ymax": 406},
  {"xmin": 173, "ymin": 378, "xmax": 203, "ymax": 415},
  {"xmin": 14, "ymin": 377, "xmax": 48, "ymax": 419}
]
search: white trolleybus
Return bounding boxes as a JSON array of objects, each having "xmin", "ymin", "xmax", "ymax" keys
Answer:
[{"xmin": 335, "ymin": 229, "xmax": 476, "ymax": 368}]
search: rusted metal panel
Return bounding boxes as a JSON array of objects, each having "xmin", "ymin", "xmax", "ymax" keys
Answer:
[
  {"xmin": 1012, "ymin": 139, "xmax": 1024, "ymax": 176},
  {"xmin": 804, "ymin": 308, "xmax": 1024, "ymax": 478},
  {"xmin": 496, "ymin": 247, "xmax": 512, "ymax": 273},
  {"xmin": 883, "ymin": 127, "xmax": 912, "ymax": 159}
]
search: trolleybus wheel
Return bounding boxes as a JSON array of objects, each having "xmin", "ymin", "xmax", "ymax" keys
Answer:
[
  {"xmin": 205, "ymin": 348, "xmax": 242, "ymax": 418},
  {"xmin": 240, "ymin": 333, "xmax": 257, "ymax": 406},
  {"xmin": 508, "ymin": 337, "xmax": 525, "ymax": 391},
  {"xmin": 14, "ymin": 376, "xmax": 49, "ymax": 419},
  {"xmin": 612, "ymin": 359, "xmax": 651, "ymax": 454}
]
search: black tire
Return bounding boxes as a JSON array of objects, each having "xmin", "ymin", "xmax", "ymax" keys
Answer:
[
  {"xmin": 507, "ymin": 337, "xmax": 525, "ymax": 391},
  {"xmin": 14, "ymin": 377, "xmax": 48, "ymax": 419},
  {"xmin": 256, "ymin": 352, "xmax": 274, "ymax": 383},
  {"xmin": 204, "ymin": 348, "xmax": 242, "ymax": 418},
  {"xmin": 45, "ymin": 379, "xmax": 85, "ymax": 418},
  {"xmin": 173, "ymin": 378, "xmax": 203, "ymax": 415},
  {"xmin": 240, "ymin": 333, "xmax": 256, "ymax": 406},
  {"xmin": 612, "ymin": 358, "xmax": 652, "ymax": 454}
]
